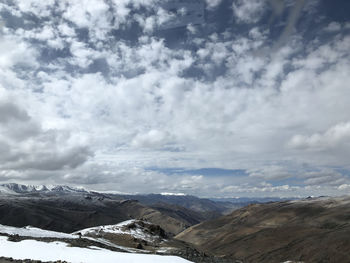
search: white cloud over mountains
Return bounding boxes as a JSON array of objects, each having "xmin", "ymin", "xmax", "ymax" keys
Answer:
[
  {"xmin": 0, "ymin": 0, "xmax": 349, "ymax": 197},
  {"xmin": 289, "ymin": 122, "xmax": 350, "ymax": 151},
  {"xmin": 0, "ymin": 98, "xmax": 92, "ymax": 177}
]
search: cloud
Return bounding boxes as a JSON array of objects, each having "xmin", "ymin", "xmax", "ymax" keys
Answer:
[
  {"xmin": 249, "ymin": 166, "xmax": 292, "ymax": 180},
  {"xmin": 303, "ymin": 170, "xmax": 348, "ymax": 187},
  {"xmin": 268, "ymin": 0, "xmax": 284, "ymax": 16},
  {"xmin": 0, "ymin": 101, "xmax": 30, "ymax": 123},
  {"xmin": 272, "ymin": 0, "xmax": 306, "ymax": 50},
  {"xmin": 0, "ymin": 35, "xmax": 38, "ymax": 69},
  {"xmin": 232, "ymin": 0, "xmax": 266, "ymax": 24},
  {"xmin": 15, "ymin": 0, "xmax": 55, "ymax": 17},
  {"xmin": 288, "ymin": 122, "xmax": 350, "ymax": 151},
  {"xmin": 61, "ymin": 0, "xmax": 111, "ymax": 30},
  {"xmin": 131, "ymin": 130, "xmax": 173, "ymax": 149},
  {"xmin": 220, "ymin": 182, "xmax": 300, "ymax": 196},
  {"xmin": 324, "ymin": 22, "xmax": 342, "ymax": 32},
  {"xmin": 0, "ymin": 0, "xmax": 349, "ymax": 197},
  {"xmin": 205, "ymin": 0, "xmax": 222, "ymax": 10},
  {"xmin": 158, "ymin": 1, "xmax": 204, "ymax": 30},
  {"xmin": 338, "ymin": 184, "xmax": 350, "ymax": 190},
  {"xmin": 0, "ymin": 98, "xmax": 92, "ymax": 175}
]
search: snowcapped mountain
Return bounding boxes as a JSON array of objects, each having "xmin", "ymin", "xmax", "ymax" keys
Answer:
[{"xmin": 0, "ymin": 183, "xmax": 88, "ymax": 195}]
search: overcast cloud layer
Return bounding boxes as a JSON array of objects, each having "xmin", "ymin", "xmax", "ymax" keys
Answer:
[{"xmin": 0, "ymin": 0, "xmax": 349, "ymax": 197}]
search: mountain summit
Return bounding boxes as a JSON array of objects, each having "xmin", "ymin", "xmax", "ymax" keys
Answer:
[{"xmin": 0, "ymin": 183, "xmax": 88, "ymax": 195}]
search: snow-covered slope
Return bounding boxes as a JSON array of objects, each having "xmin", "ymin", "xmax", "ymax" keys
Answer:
[
  {"xmin": 0, "ymin": 224, "xmax": 77, "ymax": 239},
  {"xmin": 0, "ymin": 185, "xmax": 18, "ymax": 195},
  {"xmin": 0, "ymin": 236, "xmax": 192, "ymax": 263},
  {"xmin": 75, "ymin": 219, "xmax": 165, "ymax": 243}
]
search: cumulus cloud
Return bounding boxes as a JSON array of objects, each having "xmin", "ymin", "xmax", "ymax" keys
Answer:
[
  {"xmin": 0, "ymin": 35, "xmax": 38, "ymax": 69},
  {"xmin": 206, "ymin": 0, "xmax": 222, "ymax": 10},
  {"xmin": 0, "ymin": 101, "xmax": 30, "ymax": 123},
  {"xmin": 0, "ymin": 99, "xmax": 92, "ymax": 174},
  {"xmin": 15, "ymin": 0, "xmax": 55, "ymax": 17},
  {"xmin": 0, "ymin": 29, "xmax": 93, "ymax": 176},
  {"xmin": 232, "ymin": 0, "xmax": 266, "ymax": 24},
  {"xmin": 0, "ymin": 0, "xmax": 349, "ymax": 197},
  {"xmin": 324, "ymin": 22, "xmax": 342, "ymax": 32},
  {"xmin": 131, "ymin": 130, "xmax": 173, "ymax": 149},
  {"xmin": 338, "ymin": 184, "xmax": 350, "ymax": 190},
  {"xmin": 288, "ymin": 122, "xmax": 350, "ymax": 151}
]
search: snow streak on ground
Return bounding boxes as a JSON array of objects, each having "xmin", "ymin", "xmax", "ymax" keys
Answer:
[
  {"xmin": 75, "ymin": 219, "xmax": 163, "ymax": 242},
  {"xmin": 0, "ymin": 236, "xmax": 192, "ymax": 263},
  {"xmin": 0, "ymin": 225, "xmax": 77, "ymax": 239}
]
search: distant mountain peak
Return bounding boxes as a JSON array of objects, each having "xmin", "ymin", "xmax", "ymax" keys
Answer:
[{"xmin": 0, "ymin": 183, "xmax": 89, "ymax": 195}]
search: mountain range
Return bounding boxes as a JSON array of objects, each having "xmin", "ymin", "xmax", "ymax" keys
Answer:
[
  {"xmin": 0, "ymin": 183, "xmax": 87, "ymax": 195},
  {"xmin": 2, "ymin": 183, "xmax": 349, "ymax": 262},
  {"xmin": 0, "ymin": 183, "xmax": 242, "ymax": 236}
]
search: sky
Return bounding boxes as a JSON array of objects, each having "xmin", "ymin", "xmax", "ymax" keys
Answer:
[{"xmin": 0, "ymin": 0, "xmax": 349, "ymax": 198}]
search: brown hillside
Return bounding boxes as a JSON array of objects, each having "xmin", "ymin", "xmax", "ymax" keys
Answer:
[{"xmin": 176, "ymin": 197, "xmax": 350, "ymax": 263}]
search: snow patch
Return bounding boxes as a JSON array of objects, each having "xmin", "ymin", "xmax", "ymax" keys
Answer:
[
  {"xmin": 74, "ymin": 220, "xmax": 163, "ymax": 243},
  {"xmin": 0, "ymin": 236, "xmax": 192, "ymax": 263},
  {"xmin": 0, "ymin": 224, "xmax": 77, "ymax": 239}
]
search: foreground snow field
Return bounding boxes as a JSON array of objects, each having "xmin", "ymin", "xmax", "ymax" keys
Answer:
[{"xmin": 0, "ymin": 236, "xmax": 192, "ymax": 263}]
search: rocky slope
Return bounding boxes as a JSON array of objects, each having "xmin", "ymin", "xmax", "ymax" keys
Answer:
[
  {"xmin": 176, "ymin": 196, "xmax": 350, "ymax": 263},
  {"xmin": 1, "ymin": 197, "xmax": 177, "ymax": 235},
  {"xmin": 113, "ymin": 193, "xmax": 232, "ymax": 213},
  {"xmin": 0, "ymin": 183, "xmax": 242, "ymax": 235},
  {"xmin": 0, "ymin": 191, "xmax": 216, "ymax": 236}
]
